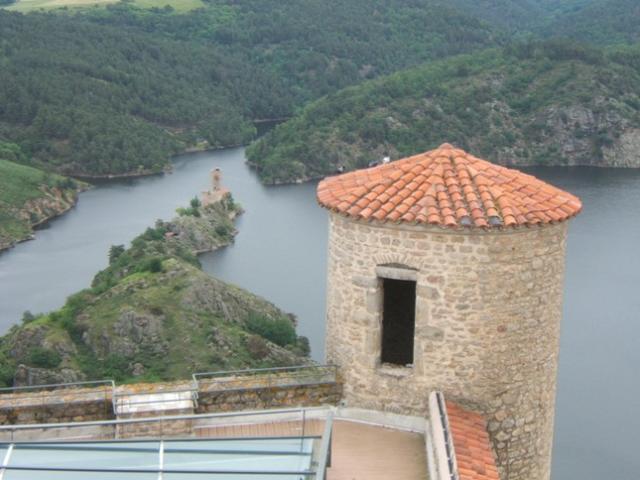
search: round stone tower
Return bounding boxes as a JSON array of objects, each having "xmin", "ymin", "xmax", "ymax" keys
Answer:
[{"xmin": 317, "ymin": 144, "xmax": 582, "ymax": 480}]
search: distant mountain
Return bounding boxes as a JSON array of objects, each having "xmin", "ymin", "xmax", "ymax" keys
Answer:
[
  {"xmin": 247, "ymin": 41, "xmax": 640, "ymax": 184},
  {"xmin": 541, "ymin": 0, "xmax": 640, "ymax": 45},
  {"xmin": 436, "ymin": 0, "xmax": 592, "ymax": 31},
  {"xmin": 441, "ymin": 0, "xmax": 638, "ymax": 46},
  {"xmin": 0, "ymin": 1, "xmax": 497, "ymax": 177}
]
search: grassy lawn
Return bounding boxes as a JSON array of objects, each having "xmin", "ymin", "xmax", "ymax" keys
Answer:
[{"xmin": 4, "ymin": 0, "xmax": 204, "ymax": 13}]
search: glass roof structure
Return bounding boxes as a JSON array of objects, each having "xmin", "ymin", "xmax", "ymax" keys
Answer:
[{"xmin": 0, "ymin": 437, "xmax": 321, "ymax": 479}]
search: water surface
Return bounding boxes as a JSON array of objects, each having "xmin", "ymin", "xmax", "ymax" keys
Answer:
[{"xmin": 0, "ymin": 149, "xmax": 638, "ymax": 479}]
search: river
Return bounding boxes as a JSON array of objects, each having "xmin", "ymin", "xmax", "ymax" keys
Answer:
[{"xmin": 0, "ymin": 147, "xmax": 638, "ymax": 479}]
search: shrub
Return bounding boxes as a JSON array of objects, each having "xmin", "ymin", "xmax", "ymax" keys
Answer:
[
  {"xmin": 246, "ymin": 312, "xmax": 297, "ymax": 347},
  {"xmin": 0, "ymin": 354, "xmax": 16, "ymax": 387},
  {"xmin": 27, "ymin": 347, "xmax": 62, "ymax": 369},
  {"xmin": 176, "ymin": 206, "xmax": 200, "ymax": 217},
  {"xmin": 108, "ymin": 244, "xmax": 125, "ymax": 264},
  {"xmin": 246, "ymin": 335, "xmax": 270, "ymax": 360},
  {"xmin": 215, "ymin": 224, "xmax": 231, "ymax": 237},
  {"xmin": 137, "ymin": 257, "xmax": 164, "ymax": 273}
]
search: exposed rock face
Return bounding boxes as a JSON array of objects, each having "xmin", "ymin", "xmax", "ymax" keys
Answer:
[
  {"xmin": 21, "ymin": 187, "xmax": 78, "ymax": 227},
  {"xmin": 0, "ymin": 185, "xmax": 82, "ymax": 252},
  {"xmin": 107, "ymin": 311, "xmax": 168, "ymax": 358},
  {"xmin": 502, "ymin": 102, "xmax": 640, "ymax": 167},
  {"xmin": 476, "ymin": 100, "xmax": 640, "ymax": 168},
  {"xmin": 167, "ymin": 198, "xmax": 241, "ymax": 254},
  {"xmin": 604, "ymin": 128, "xmax": 640, "ymax": 167},
  {"xmin": 13, "ymin": 364, "xmax": 84, "ymax": 387}
]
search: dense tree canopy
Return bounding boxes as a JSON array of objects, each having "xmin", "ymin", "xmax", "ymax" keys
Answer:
[
  {"xmin": 247, "ymin": 41, "xmax": 640, "ymax": 183},
  {"xmin": 0, "ymin": 1, "xmax": 497, "ymax": 176},
  {"xmin": 0, "ymin": 0, "xmax": 637, "ymax": 178}
]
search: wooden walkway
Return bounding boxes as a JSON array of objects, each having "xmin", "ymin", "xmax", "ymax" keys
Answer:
[{"xmin": 197, "ymin": 419, "xmax": 428, "ymax": 480}]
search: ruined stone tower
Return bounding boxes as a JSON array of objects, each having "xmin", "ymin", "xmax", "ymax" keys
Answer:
[
  {"xmin": 317, "ymin": 144, "xmax": 582, "ymax": 480},
  {"xmin": 201, "ymin": 168, "xmax": 229, "ymax": 207}
]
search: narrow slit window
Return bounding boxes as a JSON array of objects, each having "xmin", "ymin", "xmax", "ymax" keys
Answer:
[{"xmin": 381, "ymin": 278, "xmax": 416, "ymax": 366}]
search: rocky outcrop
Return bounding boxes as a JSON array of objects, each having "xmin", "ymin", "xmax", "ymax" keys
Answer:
[
  {"xmin": 167, "ymin": 197, "xmax": 242, "ymax": 254},
  {"xmin": 496, "ymin": 101, "xmax": 640, "ymax": 168},
  {"xmin": 0, "ymin": 191, "xmax": 310, "ymax": 386},
  {"xmin": 0, "ymin": 184, "xmax": 83, "ymax": 252},
  {"xmin": 603, "ymin": 128, "xmax": 640, "ymax": 167},
  {"xmin": 13, "ymin": 364, "xmax": 84, "ymax": 386},
  {"xmin": 22, "ymin": 187, "xmax": 79, "ymax": 228}
]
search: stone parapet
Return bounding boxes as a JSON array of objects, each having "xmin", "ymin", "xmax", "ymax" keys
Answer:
[
  {"xmin": 196, "ymin": 382, "xmax": 342, "ymax": 413},
  {"xmin": 0, "ymin": 386, "xmax": 114, "ymax": 425},
  {"xmin": 0, "ymin": 377, "xmax": 342, "ymax": 430}
]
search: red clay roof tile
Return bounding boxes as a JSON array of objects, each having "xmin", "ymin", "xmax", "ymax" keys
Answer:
[
  {"xmin": 446, "ymin": 401, "xmax": 500, "ymax": 480},
  {"xmin": 317, "ymin": 143, "xmax": 582, "ymax": 228}
]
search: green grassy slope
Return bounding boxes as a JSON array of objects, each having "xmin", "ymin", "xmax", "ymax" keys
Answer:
[
  {"xmin": 247, "ymin": 41, "xmax": 640, "ymax": 183},
  {"xmin": 0, "ymin": 144, "xmax": 82, "ymax": 249}
]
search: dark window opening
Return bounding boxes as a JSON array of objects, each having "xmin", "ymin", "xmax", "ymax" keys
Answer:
[{"xmin": 381, "ymin": 278, "xmax": 416, "ymax": 366}]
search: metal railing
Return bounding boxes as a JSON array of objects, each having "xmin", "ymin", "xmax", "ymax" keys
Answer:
[
  {"xmin": 0, "ymin": 364, "xmax": 338, "ymax": 420},
  {"xmin": 428, "ymin": 391, "xmax": 459, "ymax": 480},
  {"xmin": 316, "ymin": 411, "xmax": 334, "ymax": 480},
  {"xmin": 193, "ymin": 364, "xmax": 338, "ymax": 393},
  {"xmin": 0, "ymin": 407, "xmax": 334, "ymax": 478}
]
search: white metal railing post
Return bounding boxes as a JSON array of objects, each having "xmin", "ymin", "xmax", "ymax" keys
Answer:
[
  {"xmin": 316, "ymin": 411, "xmax": 334, "ymax": 480},
  {"xmin": 0, "ymin": 443, "xmax": 14, "ymax": 480},
  {"xmin": 158, "ymin": 439, "xmax": 164, "ymax": 480}
]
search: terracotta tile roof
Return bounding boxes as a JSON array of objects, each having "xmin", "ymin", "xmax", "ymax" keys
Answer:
[
  {"xmin": 316, "ymin": 143, "xmax": 582, "ymax": 228},
  {"xmin": 446, "ymin": 401, "xmax": 500, "ymax": 480}
]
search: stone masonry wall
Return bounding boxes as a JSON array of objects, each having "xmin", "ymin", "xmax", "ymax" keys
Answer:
[
  {"xmin": 196, "ymin": 382, "xmax": 342, "ymax": 413},
  {"xmin": 0, "ymin": 381, "xmax": 341, "ymax": 428},
  {"xmin": 0, "ymin": 389, "xmax": 114, "ymax": 426},
  {"xmin": 325, "ymin": 212, "xmax": 570, "ymax": 480}
]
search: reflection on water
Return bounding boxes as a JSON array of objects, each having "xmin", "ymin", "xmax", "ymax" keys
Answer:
[{"xmin": 0, "ymin": 149, "xmax": 639, "ymax": 479}]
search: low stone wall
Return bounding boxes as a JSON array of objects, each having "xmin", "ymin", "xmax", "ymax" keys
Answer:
[
  {"xmin": 196, "ymin": 382, "xmax": 342, "ymax": 413},
  {"xmin": 0, "ymin": 380, "xmax": 342, "ymax": 429},
  {"xmin": 0, "ymin": 388, "xmax": 114, "ymax": 426}
]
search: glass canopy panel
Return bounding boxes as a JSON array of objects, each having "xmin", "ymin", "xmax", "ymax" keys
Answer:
[
  {"xmin": 4, "ymin": 442, "xmax": 160, "ymax": 480},
  {"xmin": 163, "ymin": 438, "xmax": 314, "ymax": 475},
  {"xmin": 0, "ymin": 438, "xmax": 317, "ymax": 479}
]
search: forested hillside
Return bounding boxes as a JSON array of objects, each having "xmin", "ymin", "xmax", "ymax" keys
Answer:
[
  {"xmin": 440, "ymin": 0, "xmax": 638, "ymax": 45},
  {"xmin": 247, "ymin": 41, "xmax": 640, "ymax": 183},
  {"xmin": 439, "ymin": 0, "xmax": 589, "ymax": 31},
  {"xmin": 541, "ymin": 0, "xmax": 640, "ymax": 45},
  {"xmin": 0, "ymin": 1, "xmax": 497, "ymax": 176}
]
